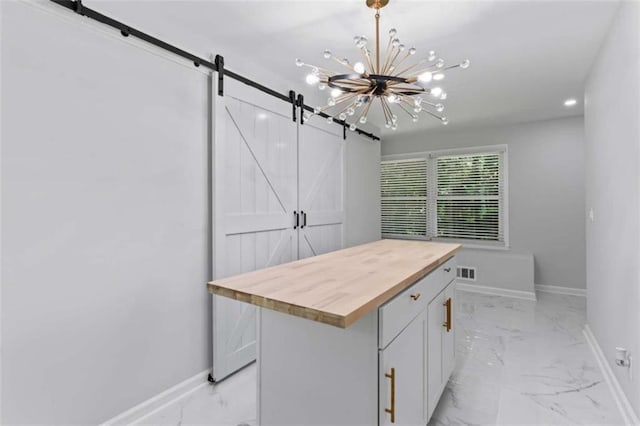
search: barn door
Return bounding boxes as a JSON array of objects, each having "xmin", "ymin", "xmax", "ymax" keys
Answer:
[
  {"xmin": 212, "ymin": 78, "xmax": 298, "ymax": 381},
  {"xmin": 297, "ymin": 121, "xmax": 345, "ymax": 259}
]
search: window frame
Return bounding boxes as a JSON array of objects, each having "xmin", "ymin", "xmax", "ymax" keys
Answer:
[{"xmin": 382, "ymin": 144, "xmax": 509, "ymax": 249}]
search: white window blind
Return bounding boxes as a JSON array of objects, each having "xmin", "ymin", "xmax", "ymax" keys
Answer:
[
  {"xmin": 381, "ymin": 146, "xmax": 507, "ymax": 246},
  {"xmin": 381, "ymin": 159, "xmax": 427, "ymax": 238},
  {"xmin": 432, "ymin": 152, "xmax": 504, "ymax": 242}
]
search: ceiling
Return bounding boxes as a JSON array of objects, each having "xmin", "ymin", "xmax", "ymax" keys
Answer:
[{"xmin": 90, "ymin": 0, "xmax": 619, "ymax": 137}]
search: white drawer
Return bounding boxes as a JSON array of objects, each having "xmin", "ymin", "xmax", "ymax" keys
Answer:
[
  {"xmin": 378, "ymin": 256, "xmax": 457, "ymax": 349},
  {"xmin": 441, "ymin": 257, "xmax": 456, "ymax": 285}
]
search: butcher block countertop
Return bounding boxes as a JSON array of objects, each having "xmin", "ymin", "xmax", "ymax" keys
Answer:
[{"xmin": 207, "ymin": 239, "xmax": 461, "ymax": 328}]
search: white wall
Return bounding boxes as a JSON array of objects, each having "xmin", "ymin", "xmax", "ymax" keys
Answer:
[
  {"xmin": 382, "ymin": 116, "xmax": 586, "ymax": 289},
  {"xmin": 345, "ymin": 135, "xmax": 381, "ymax": 247},
  {"xmin": 584, "ymin": 1, "xmax": 640, "ymax": 417},
  {"xmin": 1, "ymin": 2, "xmax": 211, "ymax": 424},
  {"xmin": 0, "ymin": 2, "xmax": 382, "ymax": 423}
]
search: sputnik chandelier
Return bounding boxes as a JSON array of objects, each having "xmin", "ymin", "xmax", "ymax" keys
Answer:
[{"xmin": 296, "ymin": 0, "xmax": 469, "ymax": 131}]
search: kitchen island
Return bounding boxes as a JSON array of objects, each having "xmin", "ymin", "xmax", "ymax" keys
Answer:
[{"xmin": 208, "ymin": 239, "xmax": 461, "ymax": 425}]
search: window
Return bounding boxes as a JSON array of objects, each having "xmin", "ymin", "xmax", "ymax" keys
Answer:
[
  {"xmin": 381, "ymin": 146, "xmax": 508, "ymax": 247},
  {"xmin": 381, "ymin": 159, "xmax": 427, "ymax": 238}
]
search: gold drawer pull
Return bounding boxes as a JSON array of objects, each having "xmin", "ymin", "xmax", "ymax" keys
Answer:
[
  {"xmin": 443, "ymin": 297, "xmax": 452, "ymax": 332},
  {"xmin": 384, "ymin": 367, "xmax": 396, "ymax": 423},
  {"xmin": 410, "ymin": 293, "xmax": 421, "ymax": 301}
]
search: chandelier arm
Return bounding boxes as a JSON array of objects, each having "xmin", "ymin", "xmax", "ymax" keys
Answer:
[
  {"xmin": 362, "ymin": 48, "xmax": 376, "ymax": 74},
  {"xmin": 330, "ymin": 56, "xmax": 359, "ymax": 73},
  {"xmin": 302, "ymin": 63, "xmax": 346, "ymax": 77},
  {"xmin": 396, "ymin": 101, "xmax": 416, "ymax": 119},
  {"xmin": 356, "ymin": 96, "xmax": 375, "ymax": 124},
  {"xmin": 388, "ymin": 51, "xmax": 412, "ymax": 74},
  {"xmin": 421, "ymin": 109, "xmax": 445, "ymax": 121},
  {"xmin": 381, "ymin": 37, "xmax": 394, "ymax": 74},
  {"xmin": 381, "ymin": 44, "xmax": 397, "ymax": 76},
  {"xmin": 381, "ymin": 96, "xmax": 395, "ymax": 123},
  {"xmin": 384, "ymin": 49, "xmax": 403, "ymax": 75},
  {"xmin": 400, "ymin": 64, "xmax": 441, "ymax": 78},
  {"xmin": 393, "ymin": 59, "xmax": 429, "ymax": 77},
  {"xmin": 378, "ymin": 96, "xmax": 391, "ymax": 124}
]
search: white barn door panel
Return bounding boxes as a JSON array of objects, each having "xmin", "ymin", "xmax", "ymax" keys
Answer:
[
  {"xmin": 212, "ymin": 78, "xmax": 297, "ymax": 381},
  {"xmin": 298, "ymin": 122, "xmax": 345, "ymax": 259}
]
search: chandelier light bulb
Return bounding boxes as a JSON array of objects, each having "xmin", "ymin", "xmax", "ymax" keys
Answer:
[
  {"xmin": 440, "ymin": 91, "xmax": 448, "ymax": 100},
  {"xmin": 357, "ymin": 36, "xmax": 368, "ymax": 48},
  {"xmin": 408, "ymin": 47, "xmax": 416, "ymax": 55},
  {"xmin": 313, "ymin": 107, "xmax": 321, "ymax": 114},
  {"xmin": 326, "ymin": 116, "xmax": 333, "ymax": 124},
  {"xmin": 385, "ymin": 122, "xmax": 391, "ymax": 129},
  {"xmin": 318, "ymin": 83, "xmax": 326, "ymax": 91},
  {"xmin": 433, "ymin": 73, "xmax": 445, "ymax": 81},
  {"xmin": 328, "ymin": 97, "xmax": 336, "ymax": 106},
  {"xmin": 436, "ymin": 58, "xmax": 445, "ymax": 68},
  {"xmin": 412, "ymin": 115, "xmax": 419, "ymax": 122},
  {"xmin": 392, "ymin": 122, "xmax": 398, "ymax": 130},
  {"xmin": 392, "ymin": 114, "xmax": 398, "ymax": 123},
  {"xmin": 414, "ymin": 106, "xmax": 422, "ymax": 113},
  {"xmin": 436, "ymin": 103, "xmax": 445, "ymax": 112},
  {"xmin": 387, "ymin": 94, "xmax": 397, "ymax": 103},
  {"xmin": 389, "ymin": 28, "xmax": 397, "ymax": 37},
  {"xmin": 339, "ymin": 112, "xmax": 347, "ymax": 121},
  {"xmin": 354, "ymin": 62, "xmax": 366, "ymax": 74},
  {"xmin": 398, "ymin": 44, "xmax": 405, "ymax": 52},
  {"xmin": 323, "ymin": 50, "xmax": 332, "ymax": 59},
  {"xmin": 342, "ymin": 58, "xmax": 350, "ymax": 65},
  {"xmin": 441, "ymin": 117, "xmax": 449, "ymax": 125},
  {"xmin": 353, "ymin": 35, "xmax": 361, "ymax": 45},
  {"xmin": 359, "ymin": 116, "xmax": 368, "ymax": 124},
  {"xmin": 430, "ymin": 87, "xmax": 443, "ymax": 97},
  {"xmin": 331, "ymin": 88, "xmax": 342, "ymax": 98},
  {"xmin": 428, "ymin": 51, "xmax": 437, "ymax": 61},
  {"xmin": 350, "ymin": 124, "xmax": 357, "ymax": 131},
  {"xmin": 306, "ymin": 74, "xmax": 320, "ymax": 85},
  {"xmin": 347, "ymin": 107, "xmax": 355, "ymax": 116},
  {"xmin": 460, "ymin": 59, "xmax": 470, "ymax": 69},
  {"xmin": 295, "ymin": 58, "xmax": 304, "ymax": 67},
  {"xmin": 392, "ymin": 38, "xmax": 400, "ymax": 48},
  {"xmin": 418, "ymin": 72, "xmax": 433, "ymax": 83}
]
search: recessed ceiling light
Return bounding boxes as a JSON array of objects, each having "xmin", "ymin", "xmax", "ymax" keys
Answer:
[{"xmin": 564, "ymin": 98, "xmax": 578, "ymax": 107}]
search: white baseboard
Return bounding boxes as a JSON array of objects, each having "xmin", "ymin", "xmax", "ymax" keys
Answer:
[
  {"xmin": 583, "ymin": 325, "xmax": 640, "ymax": 425},
  {"xmin": 456, "ymin": 282, "xmax": 536, "ymax": 301},
  {"xmin": 535, "ymin": 284, "xmax": 587, "ymax": 297},
  {"xmin": 100, "ymin": 369, "xmax": 211, "ymax": 426}
]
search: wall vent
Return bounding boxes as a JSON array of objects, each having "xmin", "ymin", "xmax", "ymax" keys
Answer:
[{"xmin": 457, "ymin": 266, "xmax": 477, "ymax": 281}]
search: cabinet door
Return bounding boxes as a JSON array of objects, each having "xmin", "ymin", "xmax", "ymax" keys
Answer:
[
  {"xmin": 380, "ymin": 312, "xmax": 426, "ymax": 426},
  {"xmin": 442, "ymin": 281, "xmax": 456, "ymax": 384},
  {"xmin": 426, "ymin": 292, "xmax": 444, "ymax": 419}
]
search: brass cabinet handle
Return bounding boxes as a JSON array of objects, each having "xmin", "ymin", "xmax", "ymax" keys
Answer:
[
  {"xmin": 384, "ymin": 367, "xmax": 396, "ymax": 423},
  {"xmin": 410, "ymin": 293, "xmax": 421, "ymax": 301},
  {"xmin": 443, "ymin": 297, "xmax": 452, "ymax": 332}
]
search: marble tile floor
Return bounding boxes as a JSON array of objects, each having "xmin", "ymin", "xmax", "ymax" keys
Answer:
[{"xmin": 138, "ymin": 291, "xmax": 624, "ymax": 426}]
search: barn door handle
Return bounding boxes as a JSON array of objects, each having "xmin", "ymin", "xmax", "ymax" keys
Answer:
[
  {"xmin": 301, "ymin": 211, "xmax": 307, "ymax": 228},
  {"xmin": 294, "ymin": 211, "xmax": 299, "ymax": 229}
]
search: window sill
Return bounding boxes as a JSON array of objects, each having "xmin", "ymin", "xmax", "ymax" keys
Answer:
[{"xmin": 430, "ymin": 238, "xmax": 509, "ymax": 251}]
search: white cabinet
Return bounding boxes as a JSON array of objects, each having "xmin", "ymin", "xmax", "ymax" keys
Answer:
[
  {"xmin": 379, "ymin": 311, "xmax": 426, "ymax": 426},
  {"xmin": 426, "ymin": 280, "xmax": 455, "ymax": 419},
  {"xmin": 379, "ymin": 257, "xmax": 457, "ymax": 425},
  {"xmin": 258, "ymin": 253, "xmax": 457, "ymax": 426}
]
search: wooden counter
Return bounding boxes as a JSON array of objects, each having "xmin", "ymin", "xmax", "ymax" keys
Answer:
[{"xmin": 207, "ymin": 239, "xmax": 461, "ymax": 328}]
